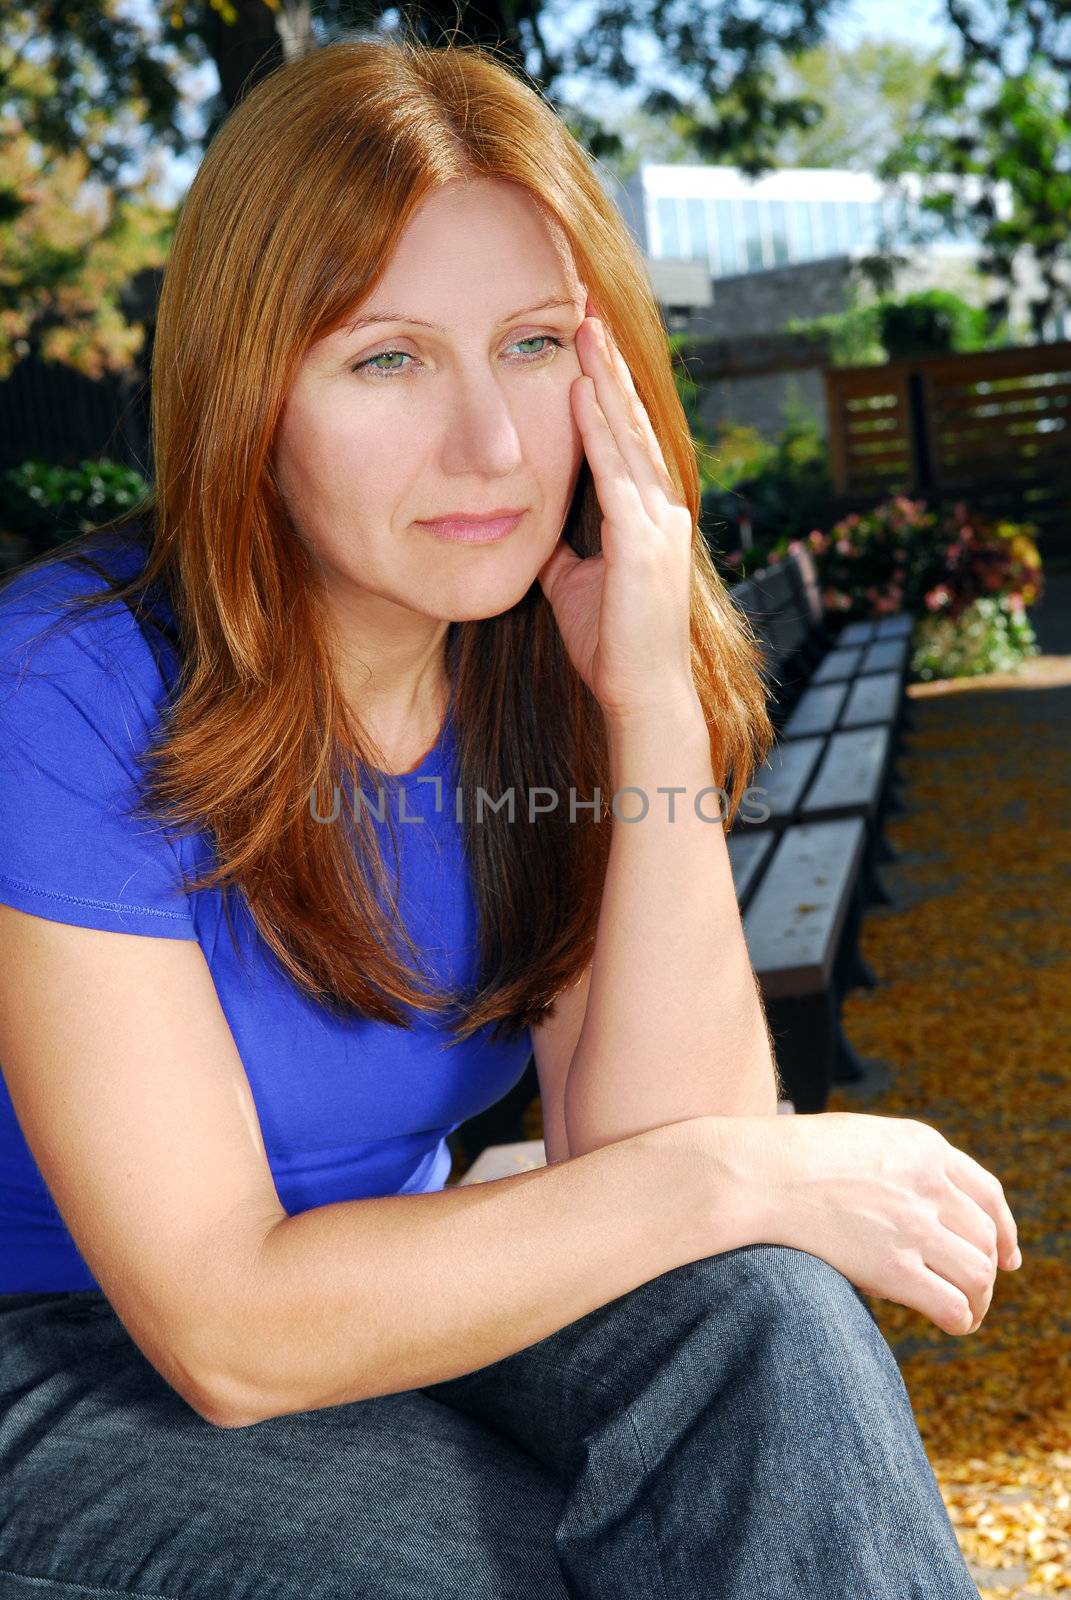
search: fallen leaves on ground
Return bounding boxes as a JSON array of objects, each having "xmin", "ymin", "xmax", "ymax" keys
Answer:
[{"xmin": 828, "ymin": 673, "xmax": 1070, "ymax": 1597}]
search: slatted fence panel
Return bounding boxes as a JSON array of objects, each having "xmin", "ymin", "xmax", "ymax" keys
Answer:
[{"xmin": 826, "ymin": 341, "xmax": 1071, "ymax": 555}]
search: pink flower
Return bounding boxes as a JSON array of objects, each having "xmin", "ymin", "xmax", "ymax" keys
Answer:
[
  {"xmin": 925, "ymin": 585, "xmax": 951, "ymax": 611},
  {"xmin": 726, "ymin": 550, "xmax": 743, "ymax": 566},
  {"xmin": 808, "ymin": 529, "xmax": 829, "ymax": 553},
  {"xmin": 1008, "ymin": 592, "xmax": 1025, "ymax": 613},
  {"xmin": 836, "ymin": 537, "xmax": 853, "ymax": 555},
  {"xmin": 788, "ymin": 539, "xmax": 804, "ymax": 555},
  {"xmin": 893, "ymin": 567, "xmax": 906, "ymax": 582},
  {"xmin": 865, "ymin": 586, "xmax": 880, "ymax": 602}
]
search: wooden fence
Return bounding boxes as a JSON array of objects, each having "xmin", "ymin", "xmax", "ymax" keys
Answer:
[
  {"xmin": 0, "ymin": 352, "xmax": 151, "ymax": 478},
  {"xmin": 824, "ymin": 341, "xmax": 1071, "ymax": 556}
]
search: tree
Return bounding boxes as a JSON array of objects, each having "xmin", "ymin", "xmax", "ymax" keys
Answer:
[
  {"xmin": 0, "ymin": 2, "xmax": 202, "ymax": 378},
  {"xmin": 596, "ymin": 35, "xmax": 948, "ymax": 185},
  {"xmin": 1, "ymin": 0, "xmax": 847, "ymax": 378},
  {"xmin": 768, "ymin": 37, "xmax": 948, "ymax": 171},
  {"xmin": 879, "ymin": 0, "xmax": 1071, "ymax": 337}
]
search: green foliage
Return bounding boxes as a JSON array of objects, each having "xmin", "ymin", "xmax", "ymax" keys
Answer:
[
  {"xmin": 769, "ymin": 37, "xmax": 948, "ymax": 171},
  {"xmin": 777, "ymin": 495, "xmax": 1043, "ymax": 618},
  {"xmin": 911, "ymin": 594, "xmax": 1041, "ymax": 681},
  {"xmin": 0, "ymin": 457, "xmax": 149, "ymax": 568},
  {"xmin": 878, "ymin": 290, "xmax": 994, "ymax": 358},
  {"xmin": 787, "ymin": 288, "xmax": 1012, "ymax": 368},
  {"xmin": 699, "ymin": 401, "xmax": 833, "ymax": 558},
  {"xmin": 880, "ymin": 26, "xmax": 1071, "ymax": 336},
  {"xmin": 1, "ymin": 6, "xmax": 185, "ymax": 377}
]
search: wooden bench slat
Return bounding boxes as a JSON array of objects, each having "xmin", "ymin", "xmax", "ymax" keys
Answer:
[
  {"xmin": 837, "ymin": 620, "xmax": 876, "ymax": 646},
  {"xmin": 874, "ymin": 613, "xmax": 914, "ymax": 639},
  {"xmin": 798, "ymin": 727, "xmax": 892, "ymax": 821},
  {"xmin": 840, "ymin": 671, "xmax": 901, "ymax": 728},
  {"xmin": 742, "ymin": 735, "xmax": 826, "ymax": 823},
  {"xmin": 781, "ymin": 682, "xmax": 850, "ymax": 738},
  {"xmin": 725, "ymin": 828, "xmax": 778, "ymax": 909},
  {"xmin": 742, "ymin": 818, "xmax": 867, "ymax": 996},
  {"xmin": 809, "ymin": 647, "xmax": 865, "ymax": 685},
  {"xmin": 860, "ymin": 638, "xmax": 909, "ymax": 674}
]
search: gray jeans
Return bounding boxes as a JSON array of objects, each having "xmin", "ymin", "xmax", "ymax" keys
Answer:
[{"xmin": 0, "ymin": 1243, "xmax": 980, "ymax": 1598}]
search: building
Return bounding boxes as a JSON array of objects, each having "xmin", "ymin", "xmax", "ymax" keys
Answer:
[
  {"xmin": 597, "ymin": 162, "xmax": 1070, "ymax": 444},
  {"xmin": 613, "ymin": 163, "xmax": 986, "ymax": 284}
]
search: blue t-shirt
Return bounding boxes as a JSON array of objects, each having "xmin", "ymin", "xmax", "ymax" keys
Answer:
[{"xmin": 0, "ymin": 532, "xmax": 532, "ymax": 1291}]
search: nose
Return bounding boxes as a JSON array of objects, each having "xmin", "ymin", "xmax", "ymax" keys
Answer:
[{"xmin": 439, "ymin": 368, "xmax": 526, "ymax": 480}]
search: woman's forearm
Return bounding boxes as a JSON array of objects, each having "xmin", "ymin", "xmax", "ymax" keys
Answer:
[{"xmin": 564, "ymin": 693, "xmax": 782, "ymax": 1158}]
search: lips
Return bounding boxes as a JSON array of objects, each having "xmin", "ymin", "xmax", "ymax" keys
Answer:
[
  {"xmin": 417, "ymin": 509, "xmax": 526, "ymax": 544},
  {"xmin": 417, "ymin": 508, "xmax": 526, "ymax": 524}
]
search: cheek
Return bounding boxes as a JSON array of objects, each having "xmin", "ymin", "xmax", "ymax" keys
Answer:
[
  {"xmin": 292, "ymin": 405, "xmax": 407, "ymax": 506},
  {"xmin": 528, "ymin": 384, "xmax": 583, "ymax": 471}
]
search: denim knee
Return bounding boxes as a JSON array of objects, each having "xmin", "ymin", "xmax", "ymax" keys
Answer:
[
  {"xmin": 706, "ymin": 1241, "xmax": 874, "ymax": 1318},
  {"xmin": 677, "ymin": 1241, "xmax": 905, "ymax": 1404}
]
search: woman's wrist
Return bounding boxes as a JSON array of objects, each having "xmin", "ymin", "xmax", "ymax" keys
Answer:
[
  {"xmin": 602, "ymin": 686, "xmax": 705, "ymax": 741},
  {"xmin": 644, "ymin": 1114, "xmax": 788, "ymax": 1262}
]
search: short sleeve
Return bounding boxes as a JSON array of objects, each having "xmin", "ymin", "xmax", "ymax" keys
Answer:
[{"xmin": 0, "ymin": 578, "xmax": 198, "ymax": 939}]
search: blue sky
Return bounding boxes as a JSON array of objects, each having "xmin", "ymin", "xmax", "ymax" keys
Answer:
[{"xmin": 144, "ymin": 0, "xmax": 956, "ymax": 204}]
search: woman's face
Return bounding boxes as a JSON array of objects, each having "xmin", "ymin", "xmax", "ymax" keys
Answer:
[{"xmin": 273, "ymin": 177, "xmax": 588, "ymax": 629}]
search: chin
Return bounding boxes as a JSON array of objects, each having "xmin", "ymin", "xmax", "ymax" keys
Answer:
[{"xmin": 431, "ymin": 563, "xmax": 541, "ymax": 622}]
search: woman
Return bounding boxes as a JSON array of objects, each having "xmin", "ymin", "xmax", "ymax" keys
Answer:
[{"xmin": 0, "ymin": 30, "xmax": 1018, "ymax": 1599}]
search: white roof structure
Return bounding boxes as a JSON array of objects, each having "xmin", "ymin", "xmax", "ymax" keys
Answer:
[{"xmin": 606, "ymin": 162, "xmax": 1009, "ymax": 281}]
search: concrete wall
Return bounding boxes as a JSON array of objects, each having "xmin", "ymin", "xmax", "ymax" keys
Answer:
[{"xmin": 662, "ymin": 246, "xmax": 1055, "ymax": 444}]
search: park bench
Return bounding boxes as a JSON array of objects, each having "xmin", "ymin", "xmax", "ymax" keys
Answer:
[
  {"xmin": 451, "ymin": 550, "xmax": 920, "ymax": 1173},
  {"xmin": 718, "ymin": 547, "xmax": 919, "ymax": 1107}
]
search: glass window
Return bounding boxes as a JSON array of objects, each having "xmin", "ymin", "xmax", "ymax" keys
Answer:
[
  {"xmin": 768, "ymin": 199, "xmax": 790, "ymax": 264},
  {"xmin": 714, "ymin": 198, "xmax": 740, "ymax": 276},
  {"xmin": 656, "ymin": 196, "xmax": 681, "ymax": 257},
  {"xmin": 685, "ymin": 197, "xmax": 708, "ymax": 261},
  {"xmin": 879, "ymin": 194, "xmax": 903, "ymax": 246},
  {"xmin": 742, "ymin": 198, "xmax": 765, "ymax": 270},
  {"xmin": 845, "ymin": 201, "xmax": 868, "ymax": 247},
  {"xmin": 789, "ymin": 201, "xmax": 815, "ymax": 259},
  {"xmin": 818, "ymin": 200, "xmax": 839, "ymax": 255}
]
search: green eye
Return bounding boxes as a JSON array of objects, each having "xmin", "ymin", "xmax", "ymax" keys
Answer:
[
  {"xmin": 352, "ymin": 335, "xmax": 566, "ymax": 380},
  {"xmin": 365, "ymin": 351, "xmax": 408, "ymax": 373}
]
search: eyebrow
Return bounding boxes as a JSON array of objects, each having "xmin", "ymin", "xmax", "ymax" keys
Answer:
[{"xmin": 342, "ymin": 294, "xmax": 579, "ymax": 337}]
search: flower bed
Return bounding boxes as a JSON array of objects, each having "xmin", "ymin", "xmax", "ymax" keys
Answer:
[{"xmin": 721, "ymin": 496, "xmax": 1047, "ymax": 682}]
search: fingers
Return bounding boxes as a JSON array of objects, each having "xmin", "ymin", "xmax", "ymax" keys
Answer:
[
  {"xmin": 921, "ymin": 1220, "xmax": 996, "ymax": 1335},
  {"xmin": 571, "ymin": 375, "xmax": 652, "ymax": 544},
  {"xmin": 913, "ymin": 1262, "xmax": 979, "ymax": 1337},
  {"xmin": 944, "ymin": 1144, "xmax": 1020, "ymax": 1269},
  {"xmin": 575, "ymin": 307, "xmax": 689, "ymax": 525}
]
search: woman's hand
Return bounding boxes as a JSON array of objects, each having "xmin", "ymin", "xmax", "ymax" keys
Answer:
[
  {"xmin": 718, "ymin": 1111, "xmax": 1022, "ymax": 1337},
  {"xmin": 536, "ymin": 294, "xmax": 698, "ymax": 723}
]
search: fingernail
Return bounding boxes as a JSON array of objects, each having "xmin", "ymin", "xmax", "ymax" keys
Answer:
[{"xmin": 1010, "ymin": 1246, "xmax": 1022, "ymax": 1269}]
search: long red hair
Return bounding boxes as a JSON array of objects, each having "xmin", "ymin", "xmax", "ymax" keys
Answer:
[{"xmin": 7, "ymin": 32, "xmax": 774, "ymax": 1044}]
